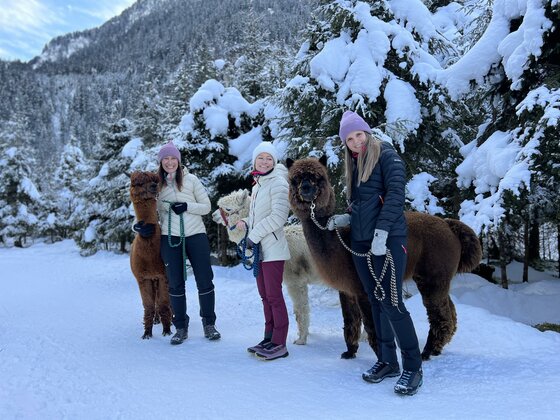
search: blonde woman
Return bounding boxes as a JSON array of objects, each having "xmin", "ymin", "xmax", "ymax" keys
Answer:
[{"xmin": 329, "ymin": 111, "xmax": 423, "ymax": 395}]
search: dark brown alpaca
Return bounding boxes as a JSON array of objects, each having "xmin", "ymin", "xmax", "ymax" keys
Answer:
[
  {"xmin": 286, "ymin": 156, "xmax": 482, "ymax": 360},
  {"xmin": 130, "ymin": 171, "xmax": 172, "ymax": 339}
]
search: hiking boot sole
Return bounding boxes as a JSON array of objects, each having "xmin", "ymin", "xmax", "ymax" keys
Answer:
[
  {"xmin": 362, "ymin": 370, "xmax": 400, "ymax": 383},
  {"xmin": 255, "ymin": 351, "xmax": 289, "ymax": 361}
]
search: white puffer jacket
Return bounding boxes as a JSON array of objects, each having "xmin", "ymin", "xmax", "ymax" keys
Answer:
[
  {"xmin": 247, "ymin": 164, "xmax": 291, "ymax": 262},
  {"xmin": 157, "ymin": 168, "xmax": 211, "ymax": 237}
]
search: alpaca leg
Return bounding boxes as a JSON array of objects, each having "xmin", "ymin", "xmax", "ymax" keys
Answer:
[
  {"xmin": 284, "ymin": 274, "xmax": 310, "ymax": 345},
  {"xmin": 415, "ymin": 277, "xmax": 455, "ymax": 360},
  {"xmin": 156, "ymin": 277, "xmax": 173, "ymax": 336},
  {"xmin": 356, "ymin": 292, "xmax": 379, "ymax": 358},
  {"xmin": 152, "ymin": 281, "xmax": 161, "ymax": 324},
  {"xmin": 339, "ymin": 292, "xmax": 362, "ymax": 359},
  {"xmin": 137, "ymin": 279, "xmax": 156, "ymax": 339}
]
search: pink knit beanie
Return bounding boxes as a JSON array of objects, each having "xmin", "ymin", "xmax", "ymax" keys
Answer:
[
  {"xmin": 339, "ymin": 111, "xmax": 372, "ymax": 142},
  {"xmin": 158, "ymin": 141, "xmax": 181, "ymax": 162}
]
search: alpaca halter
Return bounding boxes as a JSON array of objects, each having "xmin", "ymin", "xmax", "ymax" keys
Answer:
[
  {"xmin": 309, "ymin": 200, "xmax": 400, "ymax": 309},
  {"xmin": 219, "ymin": 207, "xmax": 243, "ymax": 230}
]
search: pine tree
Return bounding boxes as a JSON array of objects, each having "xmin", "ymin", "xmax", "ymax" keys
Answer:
[
  {"xmin": 0, "ymin": 119, "xmax": 43, "ymax": 247},
  {"xmin": 74, "ymin": 118, "xmax": 136, "ymax": 255},
  {"xmin": 276, "ymin": 0, "xmax": 461, "ymax": 211},
  {"xmin": 455, "ymin": 0, "xmax": 559, "ymax": 274},
  {"xmin": 50, "ymin": 137, "xmax": 92, "ymax": 239}
]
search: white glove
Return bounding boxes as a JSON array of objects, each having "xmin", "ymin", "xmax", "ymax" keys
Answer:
[
  {"xmin": 371, "ymin": 229, "xmax": 388, "ymax": 256},
  {"xmin": 327, "ymin": 214, "xmax": 351, "ymax": 230}
]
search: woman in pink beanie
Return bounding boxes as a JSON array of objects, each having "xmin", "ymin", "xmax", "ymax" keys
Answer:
[
  {"xmin": 330, "ymin": 111, "xmax": 423, "ymax": 395},
  {"xmin": 134, "ymin": 140, "xmax": 221, "ymax": 344}
]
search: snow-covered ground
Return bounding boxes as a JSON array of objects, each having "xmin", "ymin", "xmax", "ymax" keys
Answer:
[{"xmin": 1, "ymin": 240, "xmax": 559, "ymax": 419}]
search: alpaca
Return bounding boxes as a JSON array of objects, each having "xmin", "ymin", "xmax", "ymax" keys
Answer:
[
  {"xmin": 129, "ymin": 171, "xmax": 173, "ymax": 339},
  {"xmin": 286, "ymin": 156, "xmax": 482, "ymax": 360},
  {"xmin": 212, "ymin": 189, "xmax": 323, "ymax": 345}
]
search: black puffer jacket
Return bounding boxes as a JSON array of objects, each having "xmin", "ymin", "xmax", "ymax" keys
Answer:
[{"xmin": 350, "ymin": 141, "xmax": 407, "ymax": 242}]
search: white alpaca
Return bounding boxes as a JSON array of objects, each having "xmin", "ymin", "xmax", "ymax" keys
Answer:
[{"xmin": 212, "ymin": 189, "xmax": 323, "ymax": 345}]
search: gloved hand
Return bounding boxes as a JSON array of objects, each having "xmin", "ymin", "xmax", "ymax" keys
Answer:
[
  {"xmin": 133, "ymin": 221, "xmax": 155, "ymax": 238},
  {"xmin": 327, "ymin": 213, "xmax": 351, "ymax": 230},
  {"xmin": 171, "ymin": 202, "xmax": 188, "ymax": 215},
  {"xmin": 371, "ymin": 229, "xmax": 389, "ymax": 256}
]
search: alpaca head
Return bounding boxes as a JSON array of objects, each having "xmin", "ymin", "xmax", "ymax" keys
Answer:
[
  {"xmin": 130, "ymin": 171, "xmax": 159, "ymax": 204},
  {"xmin": 286, "ymin": 156, "xmax": 336, "ymax": 220},
  {"xmin": 213, "ymin": 189, "xmax": 250, "ymax": 228}
]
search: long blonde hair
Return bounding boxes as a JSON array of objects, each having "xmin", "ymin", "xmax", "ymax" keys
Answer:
[{"xmin": 344, "ymin": 133, "xmax": 381, "ymax": 200}]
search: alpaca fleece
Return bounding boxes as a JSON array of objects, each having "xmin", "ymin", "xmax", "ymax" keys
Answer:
[
  {"xmin": 287, "ymin": 156, "xmax": 481, "ymax": 360},
  {"xmin": 129, "ymin": 171, "xmax": 173, "ymax": 339}
]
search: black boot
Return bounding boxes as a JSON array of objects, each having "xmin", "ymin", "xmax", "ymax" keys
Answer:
[
  {"xmin": 362, "ymin": 361, "xmax": 400, "ymax": 383},
  {"xmin": 170, "ymin": 328, "xmax": 188, "ymax": 345},
  {"xmin": 394, "ymin": 369, "xmax": 423, "ymax": 395},
  {"xmin": 203, "ymin": 324, "xmax": 221, "ymax": 340}
]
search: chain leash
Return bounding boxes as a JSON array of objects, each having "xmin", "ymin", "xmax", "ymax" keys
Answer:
[
  {"xmin": 163, "ymin": 200, "xmax": 188, "ymax": 282},
  {"xmin": 309, "ymin": 201, "xmax": 400, "ymax": 308}
]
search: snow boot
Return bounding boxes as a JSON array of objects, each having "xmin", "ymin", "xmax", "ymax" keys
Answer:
[
  {"xmin": 255, "ymin": 342, "xmax": 289, "ymax": 361},
  {"xmin": 203, "ymin": 324, "xmax": 221, "ymax": 340},
  {"xmin": 170, "ymin": 328, "xmax": 188, "ymax": 345},
  {"xmin": 362, "ymin": 361, "xmax": 401, "ymax": 383},
  {"xmin": 394, "ymin": 369, "xmax": 423, "ymax": 396},
  {"xmin": 247, "ymin": 338, "xmax": 271, "ymax": 354}
]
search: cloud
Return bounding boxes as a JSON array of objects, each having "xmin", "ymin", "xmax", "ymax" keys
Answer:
[
  {"xmin": 0, "ymin": 0, "xmax": 135, "ymax": 61},
  {"xmin": 69, "ymin": 1, "xmax": 135, "ymax": 21},
  {"xmin": 0, "ymin": 0, "xmax": 62, "ymax": 35}
]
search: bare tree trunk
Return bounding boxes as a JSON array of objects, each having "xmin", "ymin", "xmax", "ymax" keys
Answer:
[
  {"xmin": 528, "ymin": 220, "xmax": 540, "ymax": 262},
  {"xmin": 497, "ymin": 227, "xmax": 509, "ymax": 289},
  {"xmin": 523, "ymin": 219, "xmax": 529, "ymax": 283}
]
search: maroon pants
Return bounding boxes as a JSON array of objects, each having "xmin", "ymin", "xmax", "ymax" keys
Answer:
[{"xmin": 256, "ymin": 260, "xmax": 289, "ymax": 346}]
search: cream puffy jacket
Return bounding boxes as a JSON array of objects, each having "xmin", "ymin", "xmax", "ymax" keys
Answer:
[
  {"xmin": 247, "ymin": 164, "xmax": 291, "ymax": 262},
  {"xmin": 157, "ymin": 169, "xmax": 211, "ymax": 237}
]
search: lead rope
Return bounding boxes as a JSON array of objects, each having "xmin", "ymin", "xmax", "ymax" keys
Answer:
[
  {"xmin": 163, "ymin": 200, "xmax": 188, "ymax": 282},
  {"xmin": 236, "ymin": 222, "xmax": 261, "ymax": 278},
  {"xmin": 310, "ymin": 202, "xmax": 400, "ymax": 309}
]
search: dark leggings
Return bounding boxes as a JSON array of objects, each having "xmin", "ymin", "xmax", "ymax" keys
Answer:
[
  {"xmin": 352, "ymin": 236, "xmax": 422, "ymax": 371},
  {"xmin": 160, "ymin": 233, "xmax": 216, "ymax": 329}
]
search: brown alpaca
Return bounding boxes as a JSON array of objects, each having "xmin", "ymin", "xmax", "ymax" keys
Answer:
[
  {"xmin": 286, "ymin": 156, "xmax": 482, "ymax": 360},
  {"xmin": 129, "ymin": 171, "xmax": 172, "ymax": 339}
]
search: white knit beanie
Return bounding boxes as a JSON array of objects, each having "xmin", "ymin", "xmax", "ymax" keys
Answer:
[{"xmin": 252, "ymin": 142, "xmax": 278, "ymax": 167}]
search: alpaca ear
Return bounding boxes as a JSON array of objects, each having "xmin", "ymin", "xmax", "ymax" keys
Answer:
[
  {"xmin": 286, "ymin": 158, "xmax": 294, "ymax": 169},
  {"xmin": 319, "ymin": 155, "xmax": 328, "ymax": 167}
]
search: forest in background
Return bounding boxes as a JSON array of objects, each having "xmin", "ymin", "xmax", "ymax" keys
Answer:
[{"xmin": 0, "ymin": 0, "xmax": 558, "ymax": 285}]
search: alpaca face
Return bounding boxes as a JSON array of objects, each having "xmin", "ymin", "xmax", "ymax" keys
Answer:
[
  {"xmin": 287, "ymin": 157, "xmax": 335, "ymax": 219},
  {"xmin": 214, "ymin": 189, "xmax": 250, "ymax": 227},
  {"xmin": 130, "ymin": 171, "xmax": 159, "ymax": 203}
]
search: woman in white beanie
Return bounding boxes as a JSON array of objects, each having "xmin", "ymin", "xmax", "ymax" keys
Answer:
[
  {"xmin": 239, "ymin": 141, "xmax": 291, "ymax": 361},
  {"xmin": 133, "ymin": 141, "xmax": 221, "ymax": 345}
]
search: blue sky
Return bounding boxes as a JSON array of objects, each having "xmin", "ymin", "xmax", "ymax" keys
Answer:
[{"xmin": 0, "ymin": 0, "xmax": 136, "ymax": 62}]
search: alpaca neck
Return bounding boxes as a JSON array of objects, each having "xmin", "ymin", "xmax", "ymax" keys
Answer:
[{"xmin": 133, "ymin": 200, "xmax": 158, "ymax": 224}]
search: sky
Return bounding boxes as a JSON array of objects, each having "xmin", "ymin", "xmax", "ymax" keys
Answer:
[
  {"xmin": 0, "ymin": 0, "xmax": 136, "ymax": 62},
  {"xmin": 0, "ymin": 239, "xmax": 559, "ymax": 419}
]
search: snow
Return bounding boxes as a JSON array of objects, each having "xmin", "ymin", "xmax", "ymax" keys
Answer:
[{"xmin": 1, "ymin": 240, "xmax": 559, "ymax": 419}]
